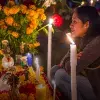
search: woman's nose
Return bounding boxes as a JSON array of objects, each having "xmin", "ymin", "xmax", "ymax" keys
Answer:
[{"xmin": 70, "ymin": 22, "xmax": 73, "ymax": 29}]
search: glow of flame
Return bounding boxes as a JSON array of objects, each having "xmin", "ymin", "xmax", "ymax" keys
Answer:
[
  {"xmin": 90, "ymin": 0, "xmax": 93, "ymax": 5},
  {"xmin": 81, "ymin": 1, "xmax": 85, "ymax": 5},
  {"xmin": 66, "ymin": 33, "xmax": 75, "ymax": 44},
  {"xmin": 49, "ymin": 18, "xmax": 53, "ymax": 25}
]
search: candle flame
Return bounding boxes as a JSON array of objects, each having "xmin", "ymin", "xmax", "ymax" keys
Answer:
[
  {"xmin": 81, "ymin": 1, "xmax": 85, "ymax": 5},
  {"xmin": 66, "ymin": 33, "xmax": 75, "ymax": 44},
  {"xmin": 49, "ymin": 18, "xmax": 53, "ymax": 25},
  {"xmin": 90, "ymin": 0, "xmax": 93, "ymax": 5}
]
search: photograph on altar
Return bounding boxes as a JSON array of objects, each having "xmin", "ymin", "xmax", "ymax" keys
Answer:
[{"xmin": 0, "ymin": 0, "xmax": 100, "ymax": 100}]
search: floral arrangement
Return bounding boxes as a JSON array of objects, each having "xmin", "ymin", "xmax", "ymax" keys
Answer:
[{"xmin": 0, "ymin": 0, "xmax": 51, "ymax": 55}]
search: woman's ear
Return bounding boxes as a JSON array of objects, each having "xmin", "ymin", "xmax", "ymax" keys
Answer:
[{"xmin": 84, "ymin": 21, "xmax": 89, "ymax": 29}]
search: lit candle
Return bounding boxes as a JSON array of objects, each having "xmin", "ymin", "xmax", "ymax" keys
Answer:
[
  {"xmin": 35, "ymin": 57, "xmax": 40, "ymax": 81},
  {"xmin": 66, "ymin": 33, "xmax": 77, "ymax": 100},
  {"xmin": 81, "ymin": 1, "xmax": 85, "ymax": 5},
  {"xmin": 52, "ymin": 80, "xmax": 56, "ymax": 100},
  {"xmin": 90, "ymin": 0, "xmax": 93, "ymax": 6},
  {"xmin": 47, "ymin": 18, "xmax": 53, "ymax": 80},
  {"xmin": 36, "ymin": 84, "xmax": 46, "ymax": 100},
  {"xmin": 26, "ymin": 53, "xmax": 33, "ymax": 66}
]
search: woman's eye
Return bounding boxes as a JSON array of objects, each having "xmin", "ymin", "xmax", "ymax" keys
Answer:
[{"xmin": 73, "ymin": 20, "xmax": 77, "ymax": 24}]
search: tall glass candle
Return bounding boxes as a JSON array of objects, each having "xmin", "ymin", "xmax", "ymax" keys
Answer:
[
  {"xmin": 36, "ymin": 84, "xmax": 46, "ymax": 100},
  {"xmin": 67, "ymin": 33, "xmax": 77, "ymax": 100},
  {"xmin": 47, "ymin": 18, "xmax": 53, "ymax": 80}
]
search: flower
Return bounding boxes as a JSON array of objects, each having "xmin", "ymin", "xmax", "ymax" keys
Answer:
[
  {"xmin": 19, "ymin": 83, "xmax": 36, "ymax": 94},
  {"xmin": 2, "ymin": 40, "xmax": 8, "ymax": 46},
  {"xmin": 11, "ymin": 31, "xmax": 19, "ymax": 38},
  {"xmin": 0, "ymin": 0, "xmax": 51, "ymax": 54},
  {"xmin": 5, "ymin": 16, "xmax": 14, "ymax": 26},
  {"xmin": 52, "ymin": 14, "xmax": 63, "ymax": 27}
]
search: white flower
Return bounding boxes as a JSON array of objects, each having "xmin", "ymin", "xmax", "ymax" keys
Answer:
[
  {"xmin": 2, "ymin": 40, "xmax": 8, "ymax": 46},
  {"xmin": 43, "ymin": 0, "xmax": 56, "ymax": 8}
]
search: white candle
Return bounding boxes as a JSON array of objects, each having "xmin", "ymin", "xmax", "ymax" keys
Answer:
[
  {"xmin": 52, "ymin": 80, "xmax": 56, "ymax": 100},
  {"xmin": 35, "ymin": 57, "xmax": 40, "ymax": 81},
  {"xmin": 66, "ymin": 33, "xmax": 77, "ymax": 100},
  {"xmin": 47, "ymin": 18, "xmax": 53, "ymax": 80}
]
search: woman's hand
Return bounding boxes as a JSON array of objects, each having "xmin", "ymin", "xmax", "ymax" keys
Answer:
[{"xmin": 77, "ymin": 52, "xmax": 83, "ymax": 59}]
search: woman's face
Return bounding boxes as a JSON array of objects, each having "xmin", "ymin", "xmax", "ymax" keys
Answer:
[{"xmin": 70, "ymin": 12, "xmax": 89, "ymax": 37}]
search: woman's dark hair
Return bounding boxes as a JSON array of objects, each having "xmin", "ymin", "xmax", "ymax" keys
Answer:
[{"xmin": 75, "ymin": 6, "xmax": 100, "ymax": 37}]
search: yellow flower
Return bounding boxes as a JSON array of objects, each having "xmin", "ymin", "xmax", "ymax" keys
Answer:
[
  {"xmin": 27, "ymin": 9, "xmax": 36, "ymax": 17},
  {"xmin": 11, "ymin": 31, "xmax": 19, "ymax": 38},
  {"xmin": 0, "ymin": 50, "xmax": 3, "ymax": 55},
  {"xmin": 29, "ymin": 20, "xmax": 38, "ymax": 30},
  {"xmin": 3, "ymin": 6, "xmax": 10, "ymax": 16},
  {"xmin": 20, "ymin": 4, "xmax": 27, "ymax": 14},
  {"xmin": 29, "ymin": 5, "xmax": 36, "ymax": 10},
  {"xmin": 5, "ymin": 16, "xmax": 14, "ymax": 26},
  {"xmin": 40, "ymin": 14, "xmax": 46, "ymax": 21},
  {"xmin": 28, "ymin": 43, "xmax": 34, "ymax": 48},
  {"xmin": 37, "ymin": 8, "xmax": 44, "ymax": 14},
  {"xmin": 9, "ymin": 5, "xmax": 20, "ymax": 15},
  {"xmin": 19, "ymin": 75, "xmax": 25, "ymax": 82},
  {"xmin": 26, "ymin": 27, "xmax": 33, "ymax": 35},
  {"xmin": 33, "ymin": 42, "xmax": 40, "ymax": 47}
]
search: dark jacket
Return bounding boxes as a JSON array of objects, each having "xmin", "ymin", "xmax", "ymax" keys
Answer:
[{"xmin": 60, "ymin": 35, "xmax": 100, "ymax": 98}]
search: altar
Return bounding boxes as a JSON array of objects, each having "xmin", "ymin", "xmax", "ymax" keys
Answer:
[{"xmin": 0, "ymin": 65, "xmax": 62, "ymax": 100}]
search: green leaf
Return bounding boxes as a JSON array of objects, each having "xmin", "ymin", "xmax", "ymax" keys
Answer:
[{"xmin": 43, "ymin": 27, "xmax": 48, "ymax": 35}]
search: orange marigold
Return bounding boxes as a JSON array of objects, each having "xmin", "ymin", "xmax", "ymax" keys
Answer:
[
  {"xmin": 37, "ymin": 8, "xmax": 44, "ymax": 14},
  {"xmin": 40, "ymin": 14, "xmax": 46, "ymax": 21},
  {"xmin": 27, "ymin": 9, "xmax": 36, "ymax": 17},
  {"xmin": 26, "ymin": 27, "xmax": 33, "ymax": 35},
  {"xmin": 29, "ymin": 20, "xmax": 38, "ymax": 30},
  {"xmin": 11, "ymin": 31, "xmax": 19, "ymax": 38},
  {"xmin": 0, "ymin": 50, "xmax": 3, "ymax": 55},
  {"xmin": 33, "ymin": 42, "xmax": 40, "ymax": 47},
  {"xmin": 29, "ymin": 5, "xmax": 36, "ymax": 10},
  {"xmin": 20, "ymin": 4, "xmax": 27, "ymax": 14},
  {"xmin": 5, "ymin": 16, "xmax": 14, "ymax": 26},
  {"xmin": 3, "ymin": 6, "xmax": 10, "ymax": 16},
  {"xmin": 9, "ymin": 5, "xmax": 20, "ymax": 15}
]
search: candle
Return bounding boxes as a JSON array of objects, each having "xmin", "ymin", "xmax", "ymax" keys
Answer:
[
  {"xmin": 52, "ymin": 80, "xmax": 56, "ymax": 100},
  {"xmin": 47, "ymin": 18, "xmax": 53, "ymax": 80},
  {"xmin": 35, "ymin": 57, "xmax": 40, "ymax": 81},
  {"xmin": 66, "ymin": 33, "xmax": 77, "ymax": 100},
  {"xmin": 26, "ymin": 53, "xmax": 33, "ymax": 66},
  {"xmin": 36, "ymin": 84, "xmax": 46, "ymax": 100}
]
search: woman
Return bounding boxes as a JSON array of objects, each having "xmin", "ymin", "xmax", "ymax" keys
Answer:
[{"xmin": 51, "ymin": 6, "xmax": 100, "ymax": 100}]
